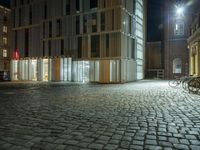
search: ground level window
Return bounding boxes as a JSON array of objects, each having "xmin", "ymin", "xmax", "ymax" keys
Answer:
[
  {"xmin": 3, "ymin": 49, "xmax": 7, "ymax": 57},
  {"xmin": 173, "ymin": 58, "xmax": 182, "ymax": 74}
]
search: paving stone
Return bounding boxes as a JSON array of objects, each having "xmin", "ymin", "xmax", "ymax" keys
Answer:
[
  {"xmin": 55, "ymin": 144, "xmax": 67, "ymax": 150},
  {"xmin": 1, "ymin": 81, "xmax": 200, "ymax": 150},
  {"xmin": 173, "ymin": 144, "xmax": 189, "ymax": 150},
  {"xmin": 190, "ymin": 145, "xmax": 200, "ymax": 150},
  {"xmin": 88, "ymin": 143, "xmax": 104, "ymax": 149},
  {"xmin": 104, "ymin": 144, "xmax": 118, "ymax": 150}
]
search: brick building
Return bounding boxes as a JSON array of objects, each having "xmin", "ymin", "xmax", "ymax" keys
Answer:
[{"xmin": 163, "ymin": 0, "xmax": 191, "ymax": 79}]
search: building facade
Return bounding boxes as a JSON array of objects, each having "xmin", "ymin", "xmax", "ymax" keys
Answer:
[
  {"xmin": 0, "ymin": 5, "xmax": 11, "ymax": 73},
  {"xmin": 188, "ymin": 12, "xmax": 200, "ymax": 76},
  {"xmin": 146, "ymin": 41, "xmax": 164, "ymax": 79},
  {"xmin": 163, "ymin": 0, "xmax": 191, "ymax": 79},
  {"xmin": 10, "ymin": 0, "xmax": 146, "ymax": 83}
]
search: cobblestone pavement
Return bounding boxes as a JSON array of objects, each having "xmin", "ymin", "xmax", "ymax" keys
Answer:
[{"xmin": 0, "ymin": 80, "xmax": 200, "ymax": 150}]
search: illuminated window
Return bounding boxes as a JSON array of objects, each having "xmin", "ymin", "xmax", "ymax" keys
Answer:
[
  {"xmin": 173, "ymin": 58, "xmax": 182, "ymax": 74},
  {"xmin": 3, "ymin": 37, "xmax": 7, "ymax": 45},
  {"xmin": 3, "ymin": 49, "xmax": 7, "ymax": 57},
  {"xmin": 174, "ymin": 21, "xmax": 184, "ymax": 36},
  {"xmin": 3, "ymin": 26, "xmax": 7, "ymax": 33}
]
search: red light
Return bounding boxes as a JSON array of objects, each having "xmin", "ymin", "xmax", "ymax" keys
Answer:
[{"xmin": 12, "ymin": 49, "xmax": 20, "ymax": 60}]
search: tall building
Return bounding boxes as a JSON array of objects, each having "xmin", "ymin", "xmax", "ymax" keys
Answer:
[
  {"xmin": 163, "ymin": 0, "xmax": 192, "ymax": 79},
  {"xmin": 10, "ymin": 0, "xmax": 146, "ymax": 83},
  {"xmin": 0, "ymin": 5, "xmax": 11, "ymax": 74},
  {"xmin": 188, "ymin": 13, "xmax": 200, "ymax": 76}
]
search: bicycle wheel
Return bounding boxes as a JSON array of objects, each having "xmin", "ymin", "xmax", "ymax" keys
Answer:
[
  {"xmin": 168, "ymin": 80, "xmax": 180, "ymax": 88},
  {"xmin": 188, "ymin": 79, "xmax": 200, "ymax": 93},
  {"xmin": 182, "ymin": 77, "xmax": 191, "ymax": 91}
]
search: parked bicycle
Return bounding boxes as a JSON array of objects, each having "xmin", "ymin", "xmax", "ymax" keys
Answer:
[
  {"xmin": 188, "ymin": 76, "xmax": 200, "ymax": 93},
  {"xmin": 169, "ymin": 75, "xmax": 200, "ymax": 94},
  {"xmin": 168, "ymin": 76, "xmax": 192, "ymax": 89}
]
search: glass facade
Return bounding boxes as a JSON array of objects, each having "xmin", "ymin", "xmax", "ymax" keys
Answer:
[{"xmin": 10, "ymin": 0, "xmax": 145, "ymax": 83}]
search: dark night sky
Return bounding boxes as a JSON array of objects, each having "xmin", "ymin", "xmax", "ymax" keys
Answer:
[
  {"xmin": 0, "ymin": 0, "xmax": 162, "ymax": 41},
  {"xmin": 0, "ymin": 0, "xmax": 10, "ymax": 7},
  {"xmin": 147, "ymin": 0, "xmax": 163, "ymax": 42}
]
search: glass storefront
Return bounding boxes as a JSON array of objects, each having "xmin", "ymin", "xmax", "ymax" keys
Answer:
[
  {"xmin": 42, "ymin": 59, "xmax": 49, "ymax": 81},
  {"xmin": 11, "ymin": 60, "xmax": 19, "ymax": 80},
  {"xmin": 29, "ymin": 59, "xmax": 37, "ymax": 81},
  {"xmin": 10, "ymin": 58, "xmax": 126, "ymax": 83}
]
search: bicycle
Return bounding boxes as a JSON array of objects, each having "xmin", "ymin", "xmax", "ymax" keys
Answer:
[
  {"xmin": 168, "ymin": 76, "xmax": 190, "ymax": 88},
  {"xmin": 188, "ymin": 76, "xmax": 200, "ymax": 93}
]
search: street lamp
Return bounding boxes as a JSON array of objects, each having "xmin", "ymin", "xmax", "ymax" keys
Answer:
[{"xmin": 176, "ymin": 5, "xmax": 184, "ymax": 16}]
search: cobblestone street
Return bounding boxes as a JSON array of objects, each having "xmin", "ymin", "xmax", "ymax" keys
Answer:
[{"xmin": 0, "ymin": 80, "xmax": 200, "ymax": 150}]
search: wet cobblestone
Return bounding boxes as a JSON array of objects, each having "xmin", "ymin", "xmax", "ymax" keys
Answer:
[{"xmin": 0, "ymin": 80, "xmax": 200, "ymax": 150}]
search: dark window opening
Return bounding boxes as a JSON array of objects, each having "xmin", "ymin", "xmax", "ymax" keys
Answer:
[
  {"xmin": 92, "ymin": 13, "xmax": 97, "ymax": 32},
  {"xmin": 19, "ymin": 8, "xmax": 21, "ymax": 26},
  {"xmin": 101, "ymin": 12, "xmax": 105, "ymax": 31},
  {"xmin": 106, "ymin": 34, "xmax": 109, "ymax": 57},
  {"xmin": 61, "ymin": 39, "xmax": 64, "ymax": 55},
  {"xmin": 29, "ymin": 6, "xmax": 32, "ymax": 24},
  {"xmin": 76, "ymin": 0, "xmax": 80, "ymax": 12},
  {"xmin": 83, "ymin": 15, "xmax": 87, "ymax": 33},
  {"xmin": 20, "ymin": 0, "xmax": 24, "ymax": 5},
  {"xmin": 48, "ymin": 40, "xmax": 51, "ymax": 56},
  {"xmin": 43, "ymin": 41, "xmax": 45, "ymax": 56},
  {"xmin": 78, "ymin": 37, "xmax": 82, "ymax": 58},
  {"xmin": 49, "ymin": 21, "xmax": 52, "ymax": 37},
  {"xmin": 91, "ymin": 35, "xmax": 100, "ymax": 57},
  {"xmin": 15, "ymin": 30, "xmax": 17, "ymax": 48},
  {"xmin": 112, "ymin": 10, "xmax": 114, "ymax": 30},
  {"xmin": 25, "ymin": 29, "xmax": 29, "ymax": 57},
  {"xmin": 3, "ymin": 16, "xmax": 7, "ymax": 22},
  {"xmin": 76, "ymin": 16, "xmax": 80, "ymax": 34},
  {"xmin": 65, "ymin": 0, "xmax": 70, "ymax": 15},
  {"xmin": 90, "ymin": 0, "xmax": 98, "ymax": 9},
  {"xmin": 44, "ymin": 1, "xmax": 47, "ymax": 19},
  {"xmin": 43, "ymin": 22, "xmax": 45, "ymax": 38},
  {"xmin": 56, "ymin": 19, "xmax": 61, "ymax": 36}
]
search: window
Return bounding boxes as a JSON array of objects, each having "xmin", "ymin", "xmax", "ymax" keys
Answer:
[
  {"xmin": 61, "ymin": 39, "xmax": 64, "ymax": 55},
  {"xmin": 106, "ymin": 34, "xmax": 109, "ymax": 57},
  {"xmin": 65, "ymin": 0, "xmax": 70, "ymax": 15},
  {"xmin": 43, "ymin": 41, "xmax": 45, "ymax": 56},
  {"xmin": 49, "ymin": 21, "xmax": 52, "ymax": 37},
  {"xmin": 3, "ymin": 37, "xmax": 7, "ymax": 45},
  {"xmin": 173, "ymin": 58, "xmax": 182, "ymax": 74},
  {"xmin": 56, "ymin": 19, "xmax": 61, "ymax": 36},
  {"xmin": 3, "ymin": 16, "xmax": 7, "ymax": 22},
  {"xmin": 91, "ymin": 35, "xmax": 100, "ymax": 57},
  {"xmin": 44, "ymin": 1, "xmax": 47, "ymax": 19},
  {"xmin": 3, "ymin": 26, "xmax": 7, "ymax": 33},
  {"xmin": 76, "ymin": 16, "xmax": 80, "ymax": 34},
  {"xmin": 92, "ymin": 13, "xmax": 97, "ymax": 32},
  {"xmin": 20, "ymin": 0, "xmax": 24, "ymax": 5},
  {"xmin": 19, "ymin": 8, "xmax": 22, "ymax": 26},
  {"xmin": 3, "ymin": 49, "xmax": 7, "ymax": 57},
  {"xmin": 83, "ymin": 15, "xmax": 87, "ymax": 33},
  {"xmin": 101, "ymin": 12, "xmax": 105, "ymax": 31},
  {"xmin": 174, "ymin": 21, "xmax": 184, "ymax": 36},
  {"xmin": 90, "ymin": 0, "xmax": 97, "ymax": 9},
  {"xmin": 29, "ymin": 6, "xmax": 32, "ymax": 24},
  {"xmin": 78, "ymin": 37, "xmax": 82, "ymax": 58},
  {"xmin": 48, "ymin": 40, "xmax": 51, "ymax": 56},
  {"xmin": 25, "ymin": 29, "xmax": 29, "ymax": 57},
  {"xmin": 76, "ymin": 0, "xmax": 80, "ymax": 12}
]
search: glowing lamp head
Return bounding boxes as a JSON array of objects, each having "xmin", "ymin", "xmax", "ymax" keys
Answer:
[{"xmin": 176, "ymin": 7, "xmax": 184, "ymax": 15}]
